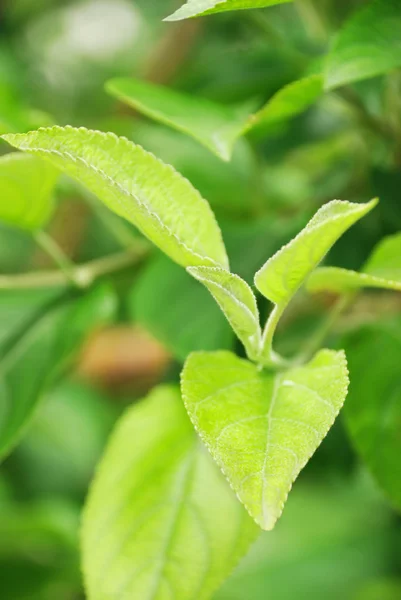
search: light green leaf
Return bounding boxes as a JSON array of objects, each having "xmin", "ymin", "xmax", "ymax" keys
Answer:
[
  {"xmin": 82, "ymin": 385, "xmax": 258, "ymax": 600},
  {"xmin": 342, "ymin": 316, "xmax": 401, "ymax": 512},
  {"xmin": 255, "ymin": 199, "xmax": 377, "ymax": 364},
  {"xmin": 187, "ymin": 266, "xmax": 261, "ymax": 361},
  {"xmin": 325, "ymin": 0, "xmax": 401, "ymax": 89},
  {"xmin": 244, "ymin": 75, "xmax": 324, "ymax": 134},
  {"xmin": 181, "ymin": 349, "xmax": 349, "ymax": 530},
  {"xmin": 106, "ymin": 78, "xmax": 252, "ymax": 162},
  {"xmin": 0, "ymin": 284, "xmax": 117, "ymax": 460},
  {"xmin": 165, "ymin": 0, "xmax": 293, "ymax": 21},
  {"xmin": 0, "ymin": 153, "xmax": 58, "ymax": 231},
  {"xmin": 307, "ymin": 232, "xmax": 401, "ymax": 294},
  {"xmin": 2, "ymin": 127, "xmax": 228, "ymax": 269}
]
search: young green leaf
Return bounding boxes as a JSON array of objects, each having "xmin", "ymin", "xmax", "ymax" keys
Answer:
[
  {"xmin": 325, "ymin": 0, "xmax": 401, "ymax": 89},
  {"xmin": 106, "ymin": 78, "xmax": 252, "ymax": 162},
  {"xmin": 343, "ymin": 317, "xmax": 401, "ymax": 511},
  {"xmin": 165, "ymin": 0, "xmax": 293, "ymax": 21},
  {"xmin": 255, "ymin": 199, "xmax": 377, "ymax": 364},
  {"xmin": 0, "ymin": 284, "xmax": 117, "ymax": 460},
  {"xmin": 243, "ymin": 75, "xmax": 324, "ymax": 134},
  {"xmin": 307, "ymin": 232, "xmax": 401, "ymax": 294},
  {"xmin": 82, "ymin": 385, "xmax": 258, "ymax": 600},
  {"xmin": 2, "ymin": 127, "xmax": 229, "ymax": 269},
  {"xmin": 181, "ymin": 349, "xmax": 349, "ymax": 530},
  {"xmin": 0, "ymin": 153, "xmax": 58, "ymax": 231},
  {"xmin": 187, "ymin": 266, "xmax": 261, "ymax": 361}
]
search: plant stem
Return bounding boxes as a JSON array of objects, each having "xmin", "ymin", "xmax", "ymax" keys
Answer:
[
  {"xmin": 295, "ymin": 0, "xmax": 329, "ymax": 44},
  {"xmin": 34, "ymin": 230, "xmax": 81, "ymax": 287},
  {"xmin": 0, "ymin": 244, "xmax": 149, "ymax": 290}
]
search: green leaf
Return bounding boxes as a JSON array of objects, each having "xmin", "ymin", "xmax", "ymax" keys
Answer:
[
  {"xmin": 307, "ymin": 232, "xmax": 401, "ymax": 294},
  {"xmin": 244, "ymin": 75, "xmax": 323, "ymax": 134},
  {"xmin": 181, "ymin": 349, "xmax": 349, "ymax": 530},
  {"xmin": 325, "ymin": 0, "xmax": 401, "ymax": 89},
  {"xmin": 165, "ymin": 0, "xmax": 293, "ymax": 21},
  {"xmin": 82, "ymin": 385, "xmax": 258, "ymax": 600},
  {"xmin": 0, "ymin": 284, "xmax": 117, "ymax": 460},
  {"xmin": 106, "ymin": 78, "xmax": 252, "ymax": 162},
  {"xmin": 343, "ymin": 316, "xmax": 401, "ymax": 512},
  {"xmin": 187, "ymin": 266, "xmax": 261, "ymax": 361},
  {"xmin": 254, "ymin": 199, "xmax": 377, "ymax": 364},
  {"xmin": 131, "ymin": 254, "xmax": 233, "ymax": 361},
  {"xmin": 0, "ymin": 153, "xmax": 58, "ymax": 231},
  {"xmin": 2, "ymin": 127, "xmax": 228, "ymax": 269}
]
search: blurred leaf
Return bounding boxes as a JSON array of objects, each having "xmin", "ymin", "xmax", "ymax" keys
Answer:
[
  {"xmin": 187, "ymin": 266, "xmax": 261, "ymax": 360},
  {"xmin": 0, "ymin": 153, "xmax": 58, "ymax": 231},
  {"xmin": 82, "ymin": 385, "xmax": 258, "ymax": 600},
  {"xmin": 131, "ymin": 254, "xmax": 233, "ymax": 361},
  {"xmin": 325, "ymin": 0, "xmax": 401, "ymax": 89},
  {"xmin": 353, "ymin": 579, "xmax": 401, "ymax": 600},
  {"xmin": 165, "ymin": 0, "xmax": 293, "ymax": 21},
  {"xmin": 343, "ymin": 316, "xmax": 401, "ymax": 512},
  {"xmin": 181, "ymin": 349, "xmax": 349, "ymax": 530},
  {"xmin": 0, "ymin": 284, "xmax": 117, "ymax": 460},
  {"xmin": 13, "ymin": 379, "xmax": 116, "ymax": 496},
  {"xmin": 255, "ymin": 200, "xmax": 377, "ymax": 363},
  {"xmin": 307, "ymin": 232, "xmax": 401, "ymax": 293},
  {"xmin": 245, "ymin": 75, "xmax": 323, "ymax": 134},
  {"xmin": 3, "ymin": 127, "xmax": 229, "ymax": 269},
  {"xmin": 106, "ymin": 78, "xmax": 252, "ymax": 161},
  {"xmin": 216, "ymin": 476, "xmax": 394, "ymax": 600}
]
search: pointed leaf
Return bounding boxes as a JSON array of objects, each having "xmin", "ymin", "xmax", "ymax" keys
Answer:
[
  {"xmin": 244, "ymin": 75, "xmax": 323, "ymax": 134},
  {"xmin": 181, "ymin": 349, "xmax": 349, "ymax": 530},
  {"xmin": 0, "ymin": 153, "xmax": 58, "ymax": 231},
  {"xmin": 307, "ymin": 232, "xmax": 401, "ymax": 294},
  {"xmin": 0, "ymin": 284, "xmax": 117, "ymax": 459},
  {"xmin": 106, "ymin": 78, "xmax": 252, "ymax": 161},
  {"xmin": 325, "ymin": 0, "xmax": 401, "ymax": 89},
  {"xmin": 82, "ymin": 385, "xmax": 258, "ymax": 600},
  {"xmin": 165, "ymin": 0, "xmax": 293, "ymax": 21},
  {"xmin": 2, "ymin": 127, "xmax": 228, "ymax": 269},
  {"xmin": 187, "ymin": 266, "xmax": 261, "ymax": 360},
  {"xmin": 254, "ymin": 199, "xmax": 377, "ymax": 363}
]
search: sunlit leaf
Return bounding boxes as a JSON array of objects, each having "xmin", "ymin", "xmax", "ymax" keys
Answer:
[
  {"xmin": 307, "ymin": 232, "xmax": 401, "ymax": 294},
  {"xmin": 0, "ymin": 284, "xmax": 117, "ymax": 460},
  {"xmin": 165, "ymin": 0, "xmax": 293, "ymax": 21},
  {"xmin": 0, "ymin": 153, "xmax": 58, "ymax": 231},
  {"xmin": 343, "ymin": 316, "xmax": 401, "ymax": 512},
  {"xmin": 106, "ymin": 78, "xmax": 252, "ymax": 161},
  {"xmin": 82, "ymin": 385, "xmax": 258, "ymax": 600},
  {"xmin": 2, "ymin": 127, "xmax": 228, "ymax": 269},
  {"xmin": 187, "ymin": 266, "xmax": 261, "ymax": 360},
  {"xmin": 181, "ymin": 349, "xmax": 349, "ymax": 530},
  {"xmin": 254, "ymin": 199, "xmax": 377, "ymax": 364},
  {"xmin": 325, "ymin": 0, "xmax": 401, "ymax": 89}
]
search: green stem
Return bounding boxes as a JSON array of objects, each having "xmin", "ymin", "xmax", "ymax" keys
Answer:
[
  {"xmin": 258, "ymin": 305, "xmax": 290, "ymax": 369},
  {"xmin": 0, "ymin": 244, "xmax": 149, "ymax": 290},
  {"xmin": 295, "ymin": 0, "xmax": 329, "ymax": 44},
  {"xmin": 34, "ymin": 230, "xmax": 81, "ymax": 287}
]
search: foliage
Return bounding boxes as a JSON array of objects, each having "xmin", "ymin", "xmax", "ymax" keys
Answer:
[{"xmin": 1, "ymin": 0, "xmax": 401, "ymax": 599}]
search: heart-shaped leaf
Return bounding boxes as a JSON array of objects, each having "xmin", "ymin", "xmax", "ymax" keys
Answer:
[
  {"xmin": 307, "ymin": 232, "xmax": 401, "ymax": 294},
  {"xmin": 0, "ymin": 153, "xmax": 58, "ymax": 231},
  {"xmin": 255, "ymin": 199, "xmax": 377, "ymax": 364},
  {"xmin": 165, "ymin": 0, "xmax": 293, "ymax": 21},
  {"xmin": 187, "ymin": 266, "xmax": 261, "ymax": 361},
  {"xmin": 82, "ymin": 386, "xmax": 258, "ymax": 600},
  {"xmin": 2, "ymin": 127, "xmax": 228, "ymax": 269},
  {"xmin": 181, "ymin": 349, "xmax": 349, "ymax": 530}
]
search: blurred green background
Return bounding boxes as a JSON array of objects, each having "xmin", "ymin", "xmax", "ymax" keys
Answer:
[{"xmin": 0, "ymin": 1, "xmax": 401, "ymax": 598}]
